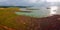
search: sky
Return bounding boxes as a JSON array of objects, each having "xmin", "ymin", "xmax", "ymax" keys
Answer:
[
  {"xmin": 0, "ymin": 0, "xmax": 60, "ymax": 6},
  {"xmin": 0, "ymin": 0, "xmax": 44, "ymax": 6}
]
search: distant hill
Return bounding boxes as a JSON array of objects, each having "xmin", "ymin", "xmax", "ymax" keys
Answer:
[{"xmin": 0, "ymin": 6, "xmax": 32, "ymax": 8}]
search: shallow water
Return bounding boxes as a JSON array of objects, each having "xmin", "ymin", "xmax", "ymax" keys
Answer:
[{"xmin": 15, "ymin": 7, "xmax": 50, "ymax": 18}]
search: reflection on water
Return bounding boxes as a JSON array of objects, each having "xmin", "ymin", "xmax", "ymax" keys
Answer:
[
  {"xmin": 15, "ymin": 6, "xmax": 58, "ymax": 18},
  {"xmin": 49, "ymin": 6, "xmax": 58, "ymax": 16}
]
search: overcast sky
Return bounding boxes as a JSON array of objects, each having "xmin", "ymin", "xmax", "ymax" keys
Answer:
[
  {"xmin": 0, "ymin": 0, "xmax": 45, "ymax": 6},
  {"xmin": 0, "ymin": 0, "xmax": 60, "ymax": 6}
]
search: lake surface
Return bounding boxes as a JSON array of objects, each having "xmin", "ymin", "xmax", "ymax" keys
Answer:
[{"xmin": 15, "ymin": 7, "xmax": 51, "ymax": 18}]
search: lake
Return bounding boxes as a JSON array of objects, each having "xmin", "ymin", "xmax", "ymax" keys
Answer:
[{"xmin": 15, "ymin": 7, "xmax": 51, "ymax": 18}]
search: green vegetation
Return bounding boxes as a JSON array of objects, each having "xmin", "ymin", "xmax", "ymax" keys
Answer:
[
  {"xmin": 0, "ymin": 8, "xmax": 19, "ymax": 29},
  {"xmin": 0, "ymin": 8, "xmax": 31, "ymax": 30}
]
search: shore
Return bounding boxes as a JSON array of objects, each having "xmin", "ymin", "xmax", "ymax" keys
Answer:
[{"xmin": 0, "ymin": 8, "xmax": 60, "ymax": 30}]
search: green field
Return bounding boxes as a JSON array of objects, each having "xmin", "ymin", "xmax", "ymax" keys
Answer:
[
  {"xmin": 0, "ymin": 9, "xmax": 18, "ymax": 28},
  {"xmin": 0, "ymin": 8, "xmax": 27, "ymax": 30},
  {"xmin": 0, "ymin": 8, "xmax": 37, "ymax": 30}
]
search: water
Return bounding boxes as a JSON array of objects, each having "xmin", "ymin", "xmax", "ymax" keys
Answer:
[{"xmin": 15, "ymin": 7, "xmax": 50, "ymax": 18}]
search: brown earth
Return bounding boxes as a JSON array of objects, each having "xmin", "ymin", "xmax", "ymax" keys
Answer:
[
  {"xmin": 1, "ymin": 15, "xmax": 60, "ymax": 30},
  {"xmin": 9, "ymin": 15, "xmax": 60, "ymax": 30}
]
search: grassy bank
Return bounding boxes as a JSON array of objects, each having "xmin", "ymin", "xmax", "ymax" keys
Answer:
[
  {"xmin": 0, "ymin": 8, "xmax": 33, "ymax": 30},
  {"xmin": 0, "ymin": 8, "xmax": 20, "ymax": 29},
  {"xmin": 0, "ymin": 8, "xmax": 35, "ymax": 30}
]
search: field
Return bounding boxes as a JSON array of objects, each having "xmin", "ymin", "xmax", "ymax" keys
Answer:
[
  {"xmin": 0, "ymin": 8, "xmax": 36, "ymax": 30},
  {"xmin": 0, "ymin": 8, "xmax": 20, "ymax": 30}
]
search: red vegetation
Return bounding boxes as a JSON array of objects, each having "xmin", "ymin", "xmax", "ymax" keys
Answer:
[
  {"xmin": 1, "ymin": 15, "xmax": 60, "ymax": 30},
  {"xmin": 14, "ymin": 15, "xmax": 60, "ymax": 30},
  {"xmin": 0, "ymin": 25, "xmax": 16, "ymax": 30}
]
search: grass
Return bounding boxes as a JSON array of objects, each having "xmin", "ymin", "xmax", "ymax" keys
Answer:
[
  {"xmin": 0, "ymin": 8, "xmax": 20, "ymax": 29},
  {"xmin": 0, "ymin": 8, "xmax": 33, "ymax": 30}
]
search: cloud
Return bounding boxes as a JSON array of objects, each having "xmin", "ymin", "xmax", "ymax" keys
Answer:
[
  {"xmin": 0, "ymin": 0, "xmax": 8, "ymax": 2},
  {"xmin": 0, "ymin": 0, "xmax": 59, "ymax": 6}
]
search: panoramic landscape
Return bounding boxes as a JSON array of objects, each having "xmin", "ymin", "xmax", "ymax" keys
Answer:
[{"xmin": 0, "ymin": 0, "xmax": 60, "ymax": 30}]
